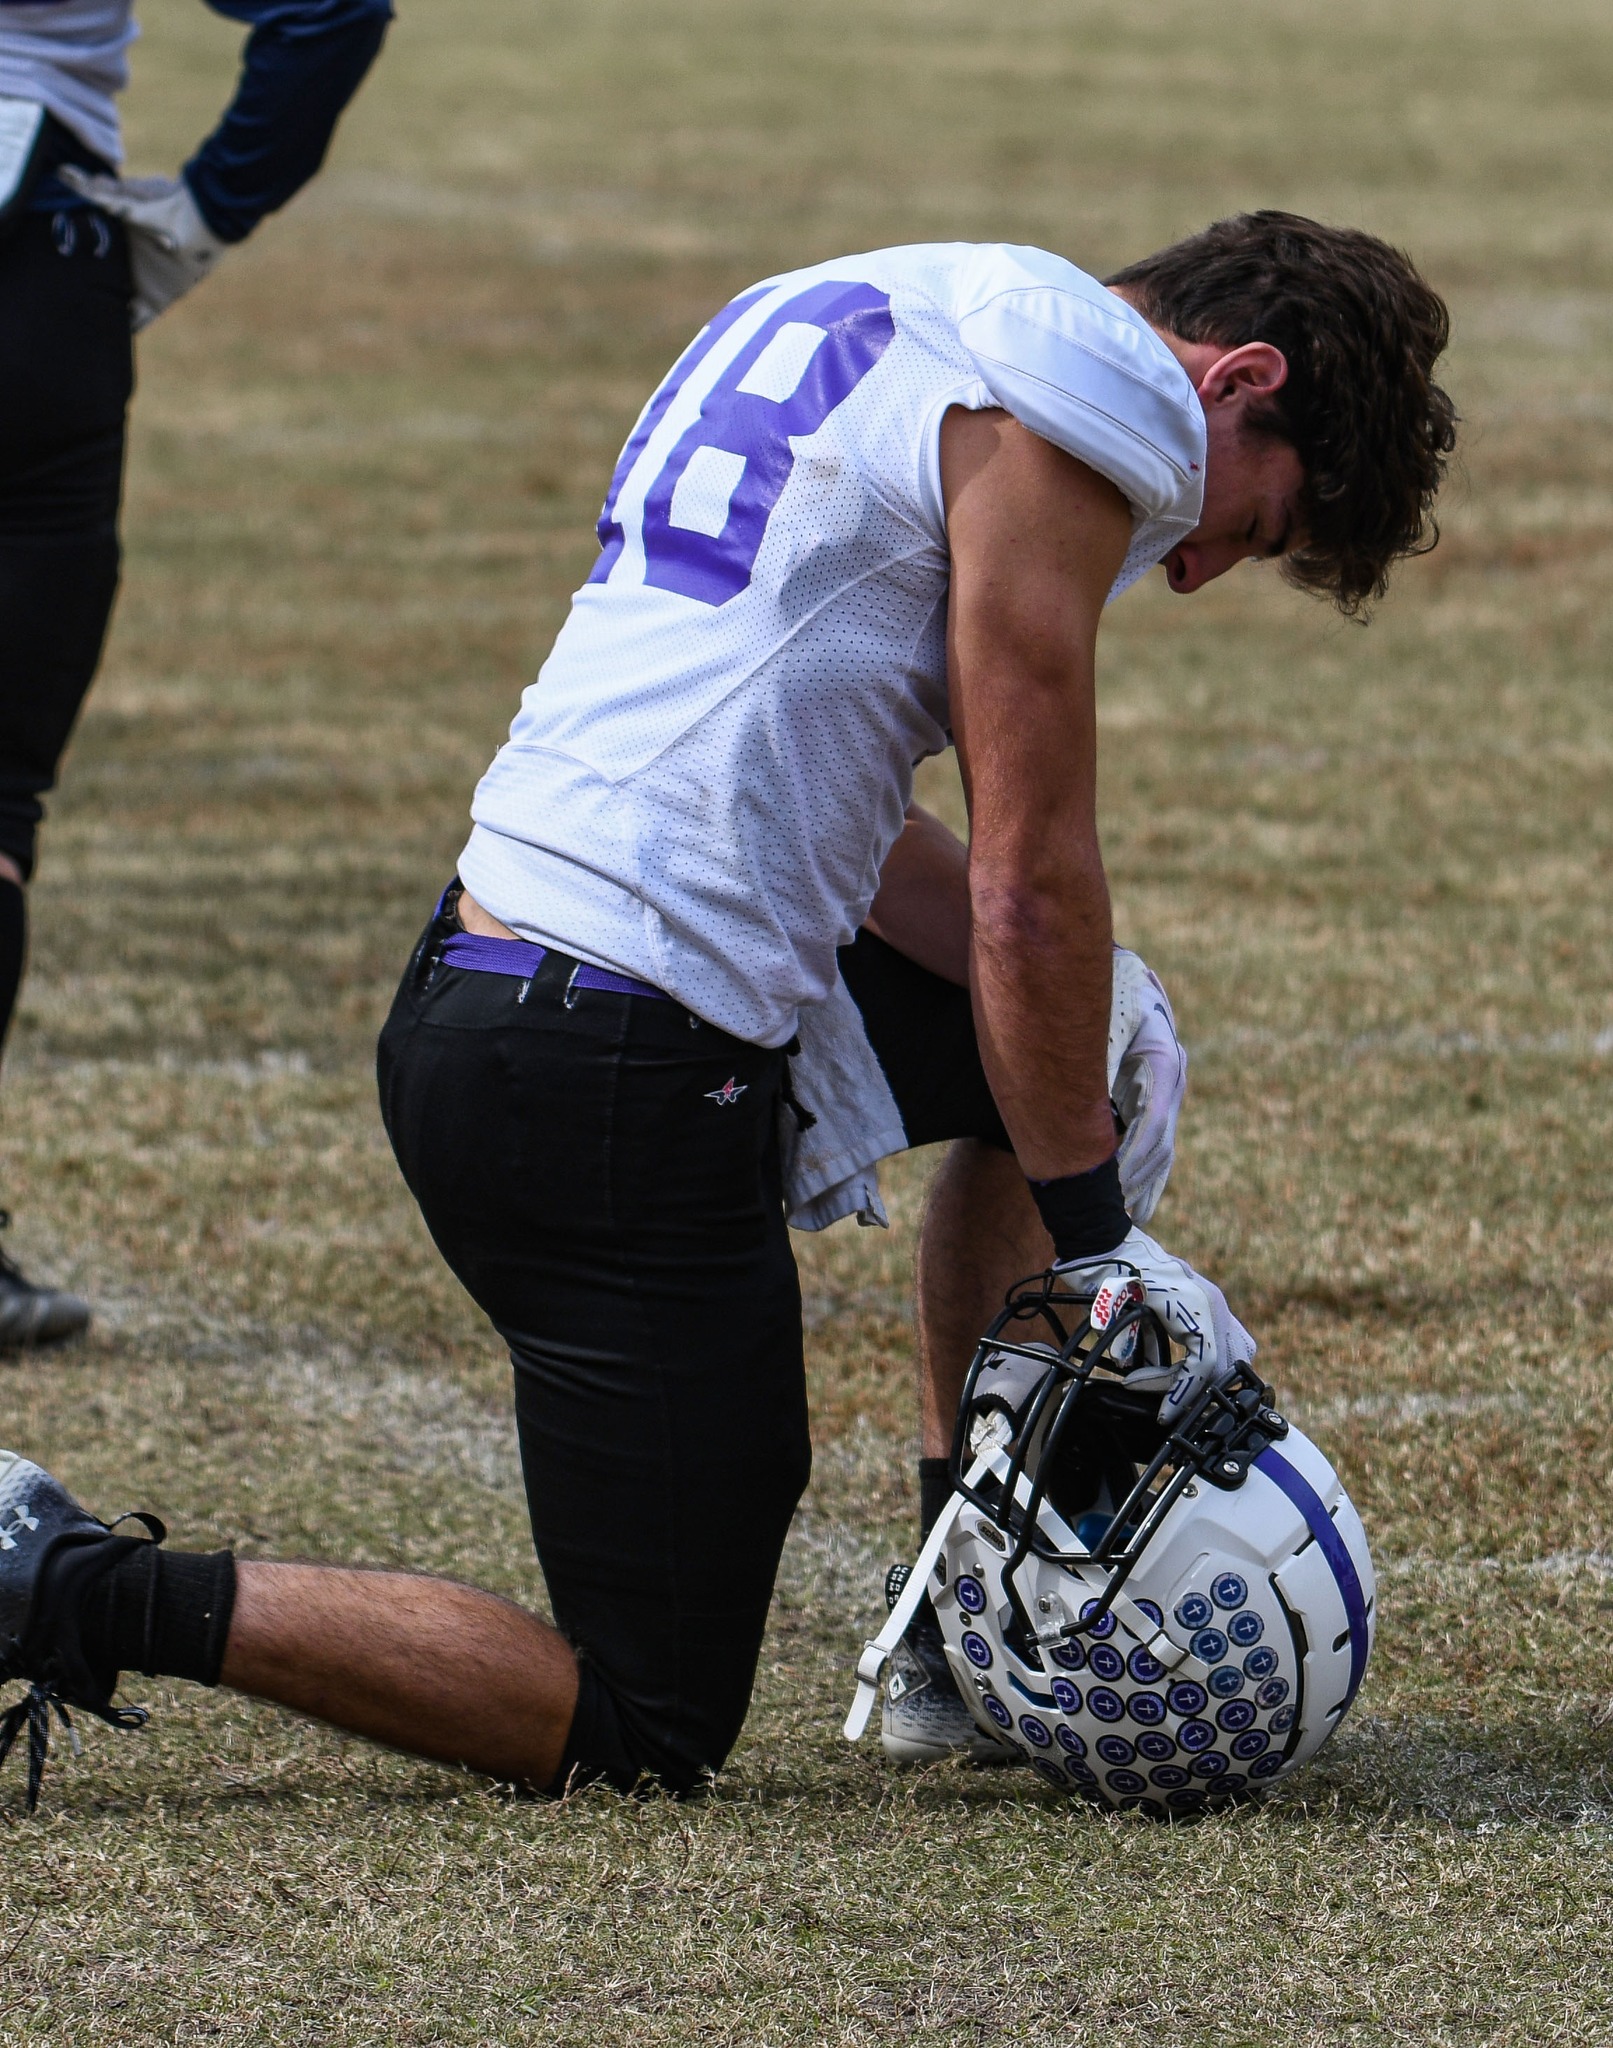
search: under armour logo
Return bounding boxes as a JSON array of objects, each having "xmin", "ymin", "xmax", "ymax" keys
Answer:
[
  {"xmin": 705, "ymin": 1076, "xmax": 747, "ymax": 1106},
  {"xmin": 0, "ymin": 1503, "xmax": 40, "ymax": 1552}
]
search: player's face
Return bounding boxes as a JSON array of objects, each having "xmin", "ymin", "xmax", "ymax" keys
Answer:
[{"xmin": 1161, "ymin": 415, "xmax": 1306, "ymax": 595}]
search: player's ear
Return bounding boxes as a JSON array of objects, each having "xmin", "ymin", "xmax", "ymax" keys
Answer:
[{"xmin": 1195, "ymin": 341, "xmax": 1289, "ymax": 412}]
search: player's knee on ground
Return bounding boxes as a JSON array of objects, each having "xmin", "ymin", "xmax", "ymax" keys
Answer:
[{"xmin": 555, "ymin": 1653, "xmax": 762, "ymax": 1797}]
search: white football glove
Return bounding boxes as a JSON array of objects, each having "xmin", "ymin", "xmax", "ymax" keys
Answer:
[
  {"xmin": 57, "ymin": 169, "xmax": 226, "ymax": 331},
  {"xmin": 1055, "ymin": 1225, "xmax": 1255, "ymax": 1425},
  {"xmin": 1107, "ymin": 947, "xmax": 1185, "ymax": 1225}
]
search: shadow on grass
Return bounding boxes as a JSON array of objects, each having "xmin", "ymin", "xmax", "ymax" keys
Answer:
[{"xmin": 716, "ymin": 1705, "xmax": 1613, "ymax": 1837}]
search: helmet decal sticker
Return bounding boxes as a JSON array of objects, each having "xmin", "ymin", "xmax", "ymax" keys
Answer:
[
  {"xmin": 1178, "ymin": 1719, "xmax": 1216, "ymax": 1752},
  {"xmin": 961, "ymin": 1632, "xmax": 993, "ymax": 1668},
  {"xmin": 1127, "ymin": 1646, "xmax": 1167, "ymax": 1684},
  {"xmin": 1167, "ymin": 1681, "xmax": 1207, "ymax": 1717},
  {"xmin": 1136, "ymin": 1731, "xmax": 1177, "ymax": 1761},
  {"xmin": 1243, "ymin": 1647, "xmax": 1279, "ymax": 1679},
  {"xmin": 1216, "ymin": 1700, "xmax": 1257, "ymax": 1732},
  {"xmin": 1126, "ymin": 1692, "xmax": 1167, "ymax": 1725},
  {"xmin": 1231, "ymin": 1729, "xmax": 1271, "ymax": 1759},
  {"xmin": 1051, "ymin": 1640, "xmax": 1087, "ymax": 1671},
  {"xmin": 1096, "ymin": 1735, "xmax": 1135, "ymax": 1765},
  {"xmin": 1106, "ymin": 1770, "xmax": 1147, "ymax": 1796},
  {"xmin": 1209, "ymin": 1665, "xmax": 1245, "ymax": 1698},
  {"xmin": 1229, "ymin": 1611, "xmax": 1265, "ymax": 1646},
  {"xmin": 1088, "ymin": 1644, "xmax": 1125, "ymax": 1681},
  {"xmin": 955, "ymin": 1575, "xmax": 987, "ymax": 1614},
  {"xmin": 1078, "ymin": 1601, "xmax": 1118, "ymax": 1639},
  {"xmin": 1051, "ymin": 1678, "xmax": 1082, "ymax": 1713},
  {"xmin": 1019, "ymin": 1716, "xmax": 1053, "ymax": 1748},
  {"xmin": 982, "ymin": 1694, "xmax": 1013, "ymax": 1729},
  {"xmin": 1087, "ymin": 1687, "xmax": 1126, "ymax": 1722},
  {"xmin": 1150, "ymin": 1765, "xmax": 1190, "ymax": 1789},
  {"xmin": 1056, "ymin": 1726, "xmax": 1087, "ymax": 1757},
  {"xmin": 1190, "ymin": 1627, "xmax": 1229, "ymax": 1664},
  {"xmin": 1175, "ymin": 1593, "xmax": 1214, "ymax": 1630},
  {"xmin": 1212, "ymin": 1573, "xmax": 1248, "ymax": 1609},
  {"xmin": 1256, "ymin": 1678, "xmax": 1290, "ymax": 1709}
]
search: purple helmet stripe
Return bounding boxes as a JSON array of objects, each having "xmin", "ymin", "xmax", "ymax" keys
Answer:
[{"xmin": 1254, "ymin": 1446, "xmax": 1370, "ymax": 1709}]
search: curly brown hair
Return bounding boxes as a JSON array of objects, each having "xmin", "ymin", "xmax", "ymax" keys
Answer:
[{"xmin": 1106, "ymin": 212, "xmax": 1457, "ymax": 614}]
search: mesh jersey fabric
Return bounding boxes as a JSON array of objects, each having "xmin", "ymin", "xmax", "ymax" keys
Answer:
[
  {"xmin": 0, "ymin": 0, "xmax": 136, "ymax": 166},
  {"xmin": 462, "ymin": 241, "xmax": 1206, "ymax": 1049}
]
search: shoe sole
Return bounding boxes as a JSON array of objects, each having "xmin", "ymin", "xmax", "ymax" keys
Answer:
[{"xmin": 881, "ymin": 1728, "xmax": 1021, "ymax": 1766}]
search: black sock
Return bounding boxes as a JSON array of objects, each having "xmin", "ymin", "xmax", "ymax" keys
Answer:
[
  {"xmin": 81, "ymin": 1544, "xmax": 237, "ymax": 1687},
  {"xmin": 919, "ymin": 1456, "xmax": 953, "ymax": 1541},
  {"xmin": 0, "ymin": 879, "xmax": 24, "ymax": 1059}
]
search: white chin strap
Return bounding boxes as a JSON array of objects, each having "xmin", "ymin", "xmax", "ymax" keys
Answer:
[{"xmin": 843, "ymin": 1456, "xmax": 988, "ymax": 1742}]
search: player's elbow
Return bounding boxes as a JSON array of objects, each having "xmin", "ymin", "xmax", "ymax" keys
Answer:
[{"xmin": 968, "ymin": 858, "xmax": 1109, "ymax": 969}]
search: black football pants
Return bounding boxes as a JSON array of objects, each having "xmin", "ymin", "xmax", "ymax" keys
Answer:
[
  {"xmin": 0, "ymin": 151, "xmax": 131, "ymax": 1061},
  {"xmin": 0, "ymin": 186, "xmax": 132, "ymax": 884},
  {"xmin": 378, "ymin": 894, "xmax": 1011, "ymax": 1794}
]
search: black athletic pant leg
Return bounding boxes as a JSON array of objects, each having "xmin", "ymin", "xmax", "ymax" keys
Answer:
[
  {"xmin": 0, "ymin": 192, "xmax": 132, "ymax": 1004},
  {"xmin": 378, "ymin": 902, "xmax": 812, "ymax": 1795}
]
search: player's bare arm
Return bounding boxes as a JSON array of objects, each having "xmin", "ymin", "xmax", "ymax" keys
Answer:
[{"xmin": 942, "ymin": 405, "xmax": 1131, "ymax": 1180}]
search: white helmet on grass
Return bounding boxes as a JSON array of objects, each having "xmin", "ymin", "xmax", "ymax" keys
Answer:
[{"xmin": 847, "ymin": 1274, "xmax": 1374, "ymax": 1815}]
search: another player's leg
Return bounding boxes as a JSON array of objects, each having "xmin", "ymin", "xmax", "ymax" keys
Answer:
[{"xmin": 0, "ymin": 204, "xmax": 135, "ymax": 1348}]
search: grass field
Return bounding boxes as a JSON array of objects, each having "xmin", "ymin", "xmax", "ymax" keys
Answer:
[{"xmin": 3, "ymin": 0, "xmax": 1613, "ymax": 2038}]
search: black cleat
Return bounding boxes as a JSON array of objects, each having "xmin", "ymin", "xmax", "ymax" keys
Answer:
[
  {"xmin": 0, "ymin": 1449, "xmax": 163, "ymax": 1810},
  {"xmin": 0, "ymin": 1214, "xmax": 90, "ymax": 1350}
]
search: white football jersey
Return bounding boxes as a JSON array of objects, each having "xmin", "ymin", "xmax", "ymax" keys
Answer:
[
  {"xmin": 0, "ymin": 0, "xmax": 135, "ymax": 167},
  {"xmin": 462, "ymin": 242, "xmax": 1205, "ymax": 1047}
]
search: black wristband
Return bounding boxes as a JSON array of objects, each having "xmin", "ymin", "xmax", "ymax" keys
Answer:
[{"xmin": 1027, "ymin": 1154, "xmax": 1131, "ymax": 1263}]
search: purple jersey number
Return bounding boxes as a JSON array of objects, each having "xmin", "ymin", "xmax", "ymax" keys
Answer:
[{"xmin": 590, "ymin": 279, "xmax": 895, "ymax": 607}]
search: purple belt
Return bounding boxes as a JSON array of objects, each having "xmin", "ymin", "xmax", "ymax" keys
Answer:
[{"xmin": 440, "ymin": 928, "xmax": 669, "ymax": 1001}]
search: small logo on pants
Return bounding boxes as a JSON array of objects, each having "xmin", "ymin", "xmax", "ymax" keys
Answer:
[{"xmin": 705, "ymin": 1076, "xmax": 747, "ymax": 1106}]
